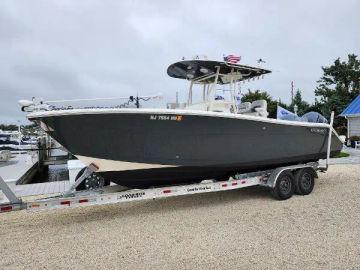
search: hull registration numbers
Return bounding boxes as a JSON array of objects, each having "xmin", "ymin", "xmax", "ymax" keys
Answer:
[{"xmin": 150, "ymin": 115, "xmax": 183, "ymax": 121}]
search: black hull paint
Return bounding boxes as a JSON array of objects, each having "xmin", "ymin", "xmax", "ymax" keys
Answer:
[{"xmin": 31, "ymin": 111, "xmax": 343, "ymax": 188}]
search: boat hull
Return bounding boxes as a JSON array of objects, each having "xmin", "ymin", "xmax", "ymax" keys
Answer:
[{"xmin": 29, "ymin": 110, "xmax": 343, "ymax": 188}]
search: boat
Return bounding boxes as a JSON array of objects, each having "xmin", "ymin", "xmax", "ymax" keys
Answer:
[
  {"xmin": 22, "ymin": 58, "xmax": 343, "ymax": 188},
  {"xmin": 0, "ymin": 150, "xmax": 11, "ymax": 162},
  {"xmin": 0, "ymin": 130, "xmax": 37, "ymax": 152}
]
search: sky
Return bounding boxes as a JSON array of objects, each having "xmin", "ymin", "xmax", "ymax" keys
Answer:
[{"xmin": 0, "ymin": 0, "xmax": 359, "ymax": 123}]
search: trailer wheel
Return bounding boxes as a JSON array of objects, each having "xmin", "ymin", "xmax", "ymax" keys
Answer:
[
  {"xmin": 75, "ymin": 168, "xmax": 110, "ymax": 191},
  {"xmin": 271, "ymin": 171, "xmax": 295, "ymax": 200},
  {"xmin": 294, "ymin": 168, "xmax": 315, "ymax": 195}
]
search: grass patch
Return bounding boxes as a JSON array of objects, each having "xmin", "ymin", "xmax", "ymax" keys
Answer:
[{"xmin": 334, "ymin": 152, "xmax": 350, "ymax": 158}]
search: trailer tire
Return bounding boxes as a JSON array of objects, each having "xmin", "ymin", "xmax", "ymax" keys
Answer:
[
  {"xmin": 271, "ymin": 171, "xmax": 295, "ymax": 200},
  {"xmin": 75, "ymin": 168, "xmax": 110, "ymax": 191},
  {"xmin": 294, "ymin": 168, "xmax": 315, "ymax": 195}
]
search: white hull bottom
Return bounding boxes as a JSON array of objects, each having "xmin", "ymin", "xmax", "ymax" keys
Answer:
[{"xmin": 76, "ymin": 155, "xmax": 178, "ymax": 172}]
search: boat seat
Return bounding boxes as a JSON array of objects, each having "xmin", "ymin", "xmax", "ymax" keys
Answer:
[
  {"xmin": 237, "ymin": 102, "xmax": 251, "ymax": 113},
  {"xmin": 209, "ymin": 100, "xmax": 234, "ymax": 113},
  {"xmin": 240, "ymin": 100, "xmax": 269, "ymax": 118}
]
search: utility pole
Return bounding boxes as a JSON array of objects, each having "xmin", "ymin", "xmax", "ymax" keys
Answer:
[
  {"xmin": 291, "ymin": 81, "xmax": 294, "ymax": 103},
  {"xmin": 17, "ymin": 120, "xmax": 21, "ymax": 147},
  {"xmin": 135, "ymin": 96, "xmax": 140, "ymax": 108},
  {"xmin": 294, "ymin": 104, "xmax": 298, "ymax": 115}
]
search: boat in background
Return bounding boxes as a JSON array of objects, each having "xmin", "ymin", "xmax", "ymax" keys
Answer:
[
  {"xmin": 21, "ymin": 57, "xmax": 343, "ymax": 189},
  {"xmin": 0, "ymin": 130, "xmax": 38, "ymax": 152},
  {"xmin": 0, "ymin": 150, "xmax": 11, "ymax": 162}
]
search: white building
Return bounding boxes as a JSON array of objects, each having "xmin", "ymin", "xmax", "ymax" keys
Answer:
[{"xmin": 340, "ymin": 95, "xmax": 360, "ymax": 138}]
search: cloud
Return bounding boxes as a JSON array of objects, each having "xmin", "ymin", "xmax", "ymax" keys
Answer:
[{"xmin": 0, "ymin": 0, "xmax": 359, "ymax": 123}]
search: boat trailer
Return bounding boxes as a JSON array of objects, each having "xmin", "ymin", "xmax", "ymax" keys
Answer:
[
  {"xmin": 0, "ymin": 113, "xmax": 335, "ymax": 213},
  {"xmin": 0, "ymin": 161, "xmax": 323, "ymax": 213}
]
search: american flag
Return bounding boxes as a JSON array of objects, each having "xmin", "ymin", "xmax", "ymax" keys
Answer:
[{"xmin": 224, "ymin": 54, "xmax": 241, "ymax": 64}]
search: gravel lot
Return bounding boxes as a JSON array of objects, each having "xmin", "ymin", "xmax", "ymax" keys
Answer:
[{"xmin": 1, "ymin": 164, "xmax": 360, "ymax": 270}]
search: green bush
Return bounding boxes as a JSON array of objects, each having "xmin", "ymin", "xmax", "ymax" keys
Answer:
[
  {"xmin": 349, "ymin": 136, "xmax": 360, "ymax": 148},
  {"xmin": 335, "ymin": 125, "xmax": 347, "ymax": 136},
  {"xmin": 349, "ymin": 136, "xmax": 360, "ymax": 142},
  {"xmin": 334, "ymin": 152, "xmax": 350, "ymax": 158}
]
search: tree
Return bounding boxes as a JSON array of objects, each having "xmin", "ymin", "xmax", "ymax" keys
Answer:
[
  {"xmin": 315, "ymin": 54, "xmax": 360, "ymax": 130},
  {"xmin": 241, "ymin": 89, "xmax": 280, "ymax": 118},
  {"xmin": 0, "ymin": 124, "xmax": 18, "ymax": 131},
  {"xmin": 289, "ymin": 89, "xmax": 310, "ymax": 115}
]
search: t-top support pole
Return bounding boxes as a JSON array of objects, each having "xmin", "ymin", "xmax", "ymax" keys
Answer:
[{"xmin": 325, "ymin": 111, "xmax": 335, "ymax": 170}]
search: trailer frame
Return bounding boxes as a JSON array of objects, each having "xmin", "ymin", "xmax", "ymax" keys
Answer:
[{"xmin": 0, "ymin": 161, "xmax": 321, "ymax": 213}]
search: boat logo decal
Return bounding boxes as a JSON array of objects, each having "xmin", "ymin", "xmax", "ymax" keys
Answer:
[
  {"xmin": 150, "ymin": 115, "xmax": 183, "ymax": 121},
  {"xmin": 309, "ymin": 127, "xmax": 327, "ymax": 134},
  {"xmin": 187, "ymin": 186, "xmax": 211, "ymax": 192}
]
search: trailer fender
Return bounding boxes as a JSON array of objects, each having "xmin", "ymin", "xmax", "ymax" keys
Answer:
[{"xmin": 266, "ymin": 163, "xmax": 318, "ymax": 189}]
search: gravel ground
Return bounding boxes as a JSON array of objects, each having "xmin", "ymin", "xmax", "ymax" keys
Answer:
[{"xmin": 1, "ymin": 164, "xmax": 360, "ymax": 270}]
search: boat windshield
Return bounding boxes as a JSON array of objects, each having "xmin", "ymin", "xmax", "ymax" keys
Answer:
[
  {"xmin": 301, "ymin": 112, "xmax": 328, "ymax": 123},
  {"xmin": 279, "ymin": 111, "xmax": 328, "ymax": 123}
]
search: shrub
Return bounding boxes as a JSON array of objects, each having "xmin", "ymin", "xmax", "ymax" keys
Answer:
[
  {"xmin": 335, "ymin": 125, "xmax": 347, "ymax": 136},
  {"xmin": 334, "ymin": 152, "xmax": 350, "ymax": 158},
  {"xmin": 349, "ymin": 136, "xmax": 360, "ymax": 147},
  {"xmin": 349, "ymin": 136, "xmax": 360, "ymax": 141}
]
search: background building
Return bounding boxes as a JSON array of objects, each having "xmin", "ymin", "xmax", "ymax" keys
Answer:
[{"xmin": 340, "ymin": 95, "xmax": 360, "ymax": 138}]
